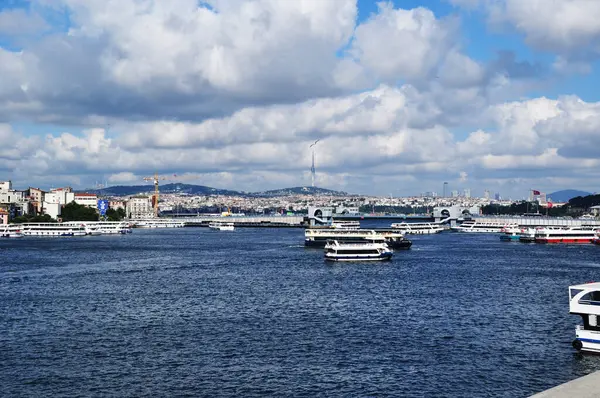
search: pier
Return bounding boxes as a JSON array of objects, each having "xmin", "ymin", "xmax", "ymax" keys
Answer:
[
  {"xmin": 530, "ymin": 371, "xmax": 600, "ymax": 397},
  {"xmin": 135, "ymin": 215, "xmax": 306, "ymax": 228}
]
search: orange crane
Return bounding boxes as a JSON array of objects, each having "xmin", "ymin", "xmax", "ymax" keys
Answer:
[{"xmin": 142, "ymin": 173, "xmax": 198, "ymax": 217}]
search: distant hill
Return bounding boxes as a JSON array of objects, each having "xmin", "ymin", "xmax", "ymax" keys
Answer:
[
  {"xmin": 254, "ymin": 186, "xmax": 348, "ymax": 197},
  {"xmin": 548, "ymin": 189, "xmax": 592, "ymax": 202},
  {"xmin": 81, "ymin": 184, "xmax": 349, "ymax": 197}
]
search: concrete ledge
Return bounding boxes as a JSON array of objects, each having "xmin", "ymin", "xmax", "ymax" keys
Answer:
[{"xmin": 530, "ymin": 371, "xmax": 600, "ymax": 397}]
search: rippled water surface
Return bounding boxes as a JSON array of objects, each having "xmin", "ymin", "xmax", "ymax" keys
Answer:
[{"xmin": 2, "ymin": 225, "xmax": 600, "ymax": 397}]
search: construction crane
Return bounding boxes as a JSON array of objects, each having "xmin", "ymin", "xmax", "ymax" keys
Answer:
[{"xmin": 142, "ymin": 172, "xmax": 199, "ymax": 217}]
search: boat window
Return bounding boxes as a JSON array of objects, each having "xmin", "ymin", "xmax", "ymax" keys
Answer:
[
  {"xmin": 578, "ymin": 291, "xmax": 600, "ymax": 305},
  {"xmin": 570, "ymin": 288, "xmax": 584, "ymax": 299}
]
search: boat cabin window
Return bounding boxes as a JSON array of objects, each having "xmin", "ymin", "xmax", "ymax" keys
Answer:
[
  {"xmin": 578, "ymin": 291, "xmax": 600, "ymax": 305},
  {"xmin": 570, "ymin": 288, "xmax": 584, "ymax": 299}
]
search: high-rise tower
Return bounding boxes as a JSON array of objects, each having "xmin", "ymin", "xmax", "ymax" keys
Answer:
[{"xmin": 310, "ymin": 139, "xmax": 319, "ymax": 188}]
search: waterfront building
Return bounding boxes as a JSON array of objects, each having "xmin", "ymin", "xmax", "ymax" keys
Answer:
[
  {"xmin": 51, "ymin": 187, "xmax": 75, "ymax": 205},
  {"xmin": 28, "ymin": 187, "xmax": 45, "ymax": 214},
  {"xmin": 126, "ymin": 196, "xmax": 153, "ymax": 219},
  {"xmin": 74, "ymin": 193, "xmax": 98, "ymax": 208}
]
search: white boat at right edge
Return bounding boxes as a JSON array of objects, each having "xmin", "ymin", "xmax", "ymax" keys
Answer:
[{"xmin": 570, "ymin": 282, "xmax": 600, "ymax": 354}]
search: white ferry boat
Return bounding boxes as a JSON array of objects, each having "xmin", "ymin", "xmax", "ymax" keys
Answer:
[
  {"xmin": 209, "ymin": 221, "xmax": 235, "ymax": 231},
  {"xmin": 0, "ymin": 225, "xmax": 24, "ymax": 238},
  {"xmin": 134, "ymin": 220, "xmax": 185, "ymax": 228},
  {"xmin": 534, "ymin": 227, "xmax": 599, "ymax": 244},
  {"xmin": 451, "ymin": 220, "xmax": 518, "ymax": 233},
  {"xmin": 324, "ymin": 240, "xmax": 393, "ymax": 262},
  {"xmin": 64, "ymin": 221, "xmax": 131, "ymax": 235},
  {"xmin": 330, "ymin": 220, "xmax": 361, "ymax": 230},
  {"xmin": 569, "ymin": 282, "xmax": 600, "ymax": 354},
  {"xmin": 391, "ymin": 222, "xmax": 444, "ymax": 234},
  {"xmin": 20, "ymin": 223, "xmax": 87, "ymax": 237},
  {"xmin": 305, "ymin": 228, "xmax": 412, "ymax": 250}
]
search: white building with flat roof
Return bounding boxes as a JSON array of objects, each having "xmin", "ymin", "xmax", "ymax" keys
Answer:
[
  {"xmin": 0, "ymin": 181, "xmax": 11, "ymax": 192},
  {"xmin": 74, "ymin": 193, "xmax": 98, "ymax": 208},
  {"xmin": 126, "ymin": 196, "xmax": 153, "ymax": 219}
]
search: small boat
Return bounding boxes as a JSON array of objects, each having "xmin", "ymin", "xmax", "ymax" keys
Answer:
[
  {"xmin": 518, "ymin": 227, "xmax": 536, "ymax": 243},
  {"xmin": 500, "ymin": 226, "xmax": 521, "ymax": 241},
  {"xmin": 570, "ymin": 282, "xmax": 600, "ymax": 354},
  {"xmin": 209, "ymin": 221, "xmax": 235, "ymax": 231},
  {"xmin": 324, "ymin": 240, "xmax": 393, "ymax": 262}
]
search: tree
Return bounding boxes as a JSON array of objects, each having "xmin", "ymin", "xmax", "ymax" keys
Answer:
[
  {"xmin": 106, "ymin": 207, "xmax": 126, "ymax": 221},
  {"xmin": 61, "ymin": 202, "xmax": 99, "ymax": 221},
  {"xmin": 12, "ymin": 214, "xmax": 56, "ymax": 223}
]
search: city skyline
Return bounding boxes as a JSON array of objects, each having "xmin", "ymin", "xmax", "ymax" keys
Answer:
[{"xmin": 1, "ymin": 1, "xmax": 600, "ymax": 195}]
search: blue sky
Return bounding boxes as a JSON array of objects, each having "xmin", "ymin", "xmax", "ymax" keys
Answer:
[{"xmin": 0, "ymin": 0, "xmax": 599, "ymax": 196}]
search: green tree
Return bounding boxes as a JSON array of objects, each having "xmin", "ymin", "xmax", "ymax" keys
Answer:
[
  {"xmin": 61, "ymin": 202, "xmax": 99, "ymax": 221},
  {"xmin": 12, "ymin": 214, "xmax": 56, "ymax": 223},
  {"xmin": 106, "ymin": 207, "xmax": 126, "ymax": 221}
]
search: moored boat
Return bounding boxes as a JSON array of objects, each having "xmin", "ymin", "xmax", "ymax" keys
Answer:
[
  {"xmin": 534, "ymin": 227, "xmax": 599, "ymax": 244},
  {"xmin": 0, "ymin": 225, "xmax": 24, "ymax": 238},
  {"xmin": 451, "ymin": 220, "xmax": 518, "ymax": 233},
  {"xmin": 20, "ymin": 223, "xmax": 87, "ymax": 237},
  {"xmin": 209, "ymin": 221, "xmax": 235, "ymax": 231},
  {"xmin": 330, "ymin": 220, "xmax": 361, "ymax": 230},
  {"xmin": 500, "ymin": 226, "xmax": 521, "ymax": 241},
  {"xmin": 324, "ymin": 240, "xmax": 393, "ymax": 262},
  {"xmin": 570, "ymin": 282, "xmax": 600, "ymax": 354},
  {"xmin": 391, "ymin": 222, "xmax": 444, "ymax": 234},
  {"xmin": 518, "ymin": 227, "xmax": 536, "ymax": 243}
]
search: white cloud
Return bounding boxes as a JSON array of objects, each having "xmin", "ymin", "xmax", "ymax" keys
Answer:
[
  {"xmin": 0, "ymin": 8, "xmax": 49, "ymax": 36},
  {"xmin": 0, "ymin": 1, "xmax": 597, "ymax": 195},
  {"xmin": 350, "ymin": 4, "xmax": 458, "ymax": 82},
  {"xmin": 453, "ymin": 0, "xmax": 600, "ymax": 71}
]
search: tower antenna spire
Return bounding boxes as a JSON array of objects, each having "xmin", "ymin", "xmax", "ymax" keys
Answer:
[{"xmin": 310, "ymin": 139, "xmax": 320, "ymax": 188}]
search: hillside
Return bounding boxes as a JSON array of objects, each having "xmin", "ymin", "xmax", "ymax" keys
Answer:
[
  {"xmin": 82, "ymin": 184, "xmax": 349, "ymax": 197},
  {"xmin": 548, "ymin": 189, "xmax": 592, "ymax": 202}
]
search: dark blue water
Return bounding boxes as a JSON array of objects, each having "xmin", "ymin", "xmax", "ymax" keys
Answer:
[{"xmin": 2, "ymin": 224, "xmax": 600, "ymax": 397}]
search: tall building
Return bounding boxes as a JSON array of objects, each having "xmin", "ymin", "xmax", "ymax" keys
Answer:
[
  {"xmin": 0, "ymin": 181, "xmax": 12, "ymax": 192},
  {"xmin": 126, "ymin": 196, "xmax": 153, "ymax": 219},
  {"xmin": 463, "ymin": 189, "xmax": 471, "ymax": 199},
  {"xmin": 484, "ymin": 190, "xmax": 490, "ymax": 200},
  {"xmin": 494, "ymin": 192, "xmax": 500, "ymax": 201},
  {"xmin": 451, "ymin": 190, "xmax": 459, "ymax": 198}
]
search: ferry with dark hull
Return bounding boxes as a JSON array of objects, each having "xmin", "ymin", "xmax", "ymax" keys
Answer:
[{"xmin": 305, "ymin": 228, "xmax": 412, "ymax": 250}]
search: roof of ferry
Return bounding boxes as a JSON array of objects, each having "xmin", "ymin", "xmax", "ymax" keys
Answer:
[{"xmin": 570, "ymin": 281, "xmax": 600, "ymax": 290}]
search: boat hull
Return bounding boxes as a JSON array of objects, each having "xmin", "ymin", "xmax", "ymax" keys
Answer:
[
  {"xmin": 306, "ymin": 238, "xmax": 411, "ymax": 250},
  {"xmin": 500, "ymin": 235, "xmax": 520, "ymax": 241},
  {"xmin": 573, "ymin": 329, "xmax": 600, "ymax": 354},
  {"xmin": 536, "ymin": 238, "xmax": 595, "ymax": 244},
  {"xmin": 325, "ymin": 253, "xmax": 393, "ymax": 262}
]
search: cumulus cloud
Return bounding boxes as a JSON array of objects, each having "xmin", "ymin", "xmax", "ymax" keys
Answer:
[
  {"xmin": 451, "ymin": 0, "xmax": 600, "ymax": 71},
  {"xmin": 0, "ymin": 0, "xmax": 597, "ymax": 195}
]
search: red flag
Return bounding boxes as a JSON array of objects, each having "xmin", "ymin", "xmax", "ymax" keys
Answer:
[
  {"xmin": 547, "ymin": 202, "xmax": 553, "ymax": 208},
  {"xmin": 532, "ymin": 190, "xmax": 541, "ymax": 195}
]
